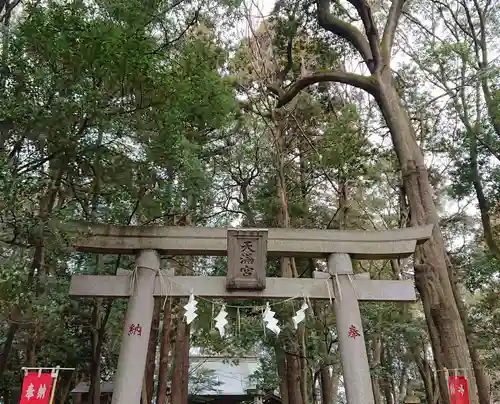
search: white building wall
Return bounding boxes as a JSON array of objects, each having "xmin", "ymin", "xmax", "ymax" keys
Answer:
[{"xmin": 189, "ymin": 357, "xmax": 259, "ymax": 395}]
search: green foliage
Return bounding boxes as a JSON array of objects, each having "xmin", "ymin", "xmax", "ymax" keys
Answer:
[
  {"xmin": 0, "ymin": 0, "xmax": 237, "ymax": 400},
  {"xmin": 460, "ymin": 248, "xmax": 500, "ymax": 292},
  {"xmin": 248, "ymin": 349, "xmax": 279, "ymax": 393},
  {"xmin": 188, "ymin": 367, "xmax": 224, "ymax": 395}
]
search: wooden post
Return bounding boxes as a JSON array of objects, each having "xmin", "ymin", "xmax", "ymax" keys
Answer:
[
  {"xmin": 48, "ymin": 367, "xmax": 60, "ymax": 404},
  {"xmin": 328, "ymin": 253, "xmax": 375, "ymax": 404},
  {"xmin": 111, "ymin": 250, "xmax": 159, "ymax": 404}
]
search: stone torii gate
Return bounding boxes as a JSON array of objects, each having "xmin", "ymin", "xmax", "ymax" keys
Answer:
[{"xmin": 68, "ymin": 223, "xmax": 433, "ymax": 404}]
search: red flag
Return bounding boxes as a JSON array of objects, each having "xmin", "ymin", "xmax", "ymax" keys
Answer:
[
  {"xmin": 448, "ymin": 375, "xmax": 469, "ymax": 404},
  {"xmin": 19, "ymin": 372, "xmax": 53, "ymax": 404}
]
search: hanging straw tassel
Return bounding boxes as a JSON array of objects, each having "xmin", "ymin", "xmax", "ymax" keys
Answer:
[
  {"xmin": 237, "ymin": 307, "xmax": 241, "ymax": 336},
  {"xmin": 211, "ymin": 302, "xmax": 215, "ymax": 331},
  {"xmin": 262, "ymin": 306, "xmax": 266, "ymax": 337},
  {"xmin": 347, "ymin": 274, "xmax": 357, "ymax": 298},
  {"xmin": 325, "ymin": 279, "xmax": 334, "ymax": 304},
  {"xmin": 128, "ymin": 267, "xmax": 138, "ymax": 296},
  {"xmin": 335, "ymin": 273, "xmax": 342, "ymax": 300}
]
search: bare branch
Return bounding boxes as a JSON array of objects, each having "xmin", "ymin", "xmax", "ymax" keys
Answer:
[
  {"xmin": 278, "ymin": 36, "xmax": 294, "ymax": 83},
  {"xmin": 336, "ymin": 1, "xmax": 360, "ymax": 22},
  {"xmin": 0, "ymin": 0, "xmax": 21, "ymax": 24},
  {"xmin": 345, "ymin": 0, "xmax": 382, "ymax": 70},
  {"xmin": 317, "ymin": 0, "xmax": 373, "ymax": 65},
  {"xmin": 269, "ymin": 71, "xmax": 378, "ymax": 107},
  {"xmin": 382, "ymin": 0, "xmax": 405, "ymax": 57}
]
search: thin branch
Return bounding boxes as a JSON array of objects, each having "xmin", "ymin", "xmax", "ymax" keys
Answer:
[
  {"xmin": 346, "ymin": 0, "xmax": 382, "ymax": 71},
  {"xmin": 278, "ymin": 36, "xmax": 294, "ymax": 83},
  {"xmin": 152, "ymin": 8, "xmax": 200, "ymax": 54},
  {"xmin": 433, "ymin": 0, "xmax": 473, "ymax": 40},
  {"xmin": 335, "ymin": 1, "xmax": 360, "ymax": 22},
  {"xmin": 278, "ymin": 4, "xmax": 299, "ymax": 83},
  {"xmin": 0, "ymin": 0, "xmax": 21, "ymax": 23},
  {"xmin": 269, "ymin": 71, "xmax": 378, "ymax": 107},
  {"xmin": 382, "ymin": 0, "xmax": 405, "ymax": 58},
  {"xmin": 317, "ymin": 0, "xmax": 373, "ymax": 65}
]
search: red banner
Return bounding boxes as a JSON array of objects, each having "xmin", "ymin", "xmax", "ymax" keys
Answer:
[
  {"xmin": 19, "ymin": 372, "xmax": 53, "ymax": 404},
  {"xmin": 448, "ymin": 375, "xmax": 469, "ymax": 404}
]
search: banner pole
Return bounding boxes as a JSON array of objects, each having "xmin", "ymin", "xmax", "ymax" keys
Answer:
[{"xmin": 48, "ymin": 366, "xmax": 60, "ymax": 404}]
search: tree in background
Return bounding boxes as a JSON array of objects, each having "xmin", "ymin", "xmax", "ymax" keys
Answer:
[{"xmin": 266, "ymin": 1, "xmax": 492, "ymax": 402}]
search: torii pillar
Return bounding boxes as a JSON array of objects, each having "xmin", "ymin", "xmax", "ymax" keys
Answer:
[
  {"xmin": 329, "ymin": 253, "xmax": 374, "ymax": 404},
  {"xmin": 112, "ymin": 250, "xmax": 160, "ymax": 404}
]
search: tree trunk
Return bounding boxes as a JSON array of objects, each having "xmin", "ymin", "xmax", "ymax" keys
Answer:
[
  {"xmin": 276, "ymin": 346, "xmax": 289, "ymax": 404},
  {"xmin": 56, "ymin": 373, "xmax": 74, "ymax": 404},
  {"xmin": 447, "ymin": 252, "xmax": 491, "ymax": 404},
  {"xmin": 320, "ymin": 365, "xmax": 334, "ymax": 404},
  {"xmin": 370, "ymin": 335, "xmax": 383, "ymax": 404},
  {"xmin": 375, "ymin": 70, "xmax": 477, "ymax": 403},
  {"xmin": 381, "ymin": 344, "xmax": 394, "ymax": 404},
  {"xmin": 0, "ymin": 320, "xmax": 19, "ymax": 376},
  {"xmin": 383, "ymin": 382, "xmax": 394, "ymax": 404},
  {"xmin": 26, "ymin": 333, "xmax": 36, "ymax": 366},
  {"xmin": 316, "ymin": 306, "xmax": 334, "ymax": 404},
  {"xmin": 298, "ymin": 327, "xmax": 309, "ymax": 404},
  {"xmin": 274, "ymin": 125, "xmax": 304, "ymax": 404},
  {"xmin": 1, "ymin": 161, "xmax": 62, "ymax": 376},
  {"xmin": 286, "ymin": 353, "xmax": 303, "ymax": 404},
  {"xmin": 88, "ymin": 299, "xmax": 104, "ymax": 404},
  {"xmin": 170, "ymin": 319, "xmax": 190, "ymax": 404},
  {"xmin": 2, "ymin": 388, "xmax": 10, "ymax": 404},
  {"xmin": 156, "ymin": 299, "xmax": 172, "ymax": 404},
  {"xmin": 144, "ymin": 298, "xmax": 161, "ymax": 403},
  {"xmin": 411, "ymin": 340, "xmax": 438, "ymax": 404}
]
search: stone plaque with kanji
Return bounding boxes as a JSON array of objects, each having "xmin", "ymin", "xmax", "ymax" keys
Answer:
[{"xmin": 226, "ymin": 229, "xmax": 267, "ymax": 290}]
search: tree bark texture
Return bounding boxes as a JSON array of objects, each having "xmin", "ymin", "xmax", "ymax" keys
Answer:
[
  {"xmin": 144, "ymin": 297, "xmax": 161, "ymax": 403},
  {"xmin": 376, "ymin": 73, "xmax": 477, "ymax": 402},
  {"xmin": 170, "ymin": 318, "xmax": 190, "ymax": 404},
  {"xmin": 156, "ymin": 299, "xmax": 172, "ymax": 404},
  {"xmin": 370, "ymin": 335, "xmax": 383, "ymax": 404},
  {"xmin": 276, "ymin": 346, "xmax": 290, "ymax": 404},
  {"xmin": 89, "ymin": 299, "xmax": 104, "ymax": 404},
  {"xmin": 0, "ymin": 319, "xmax": 19, "ymax": 377},
  {"xmin": 320, "ymin": 366, "xmax": 334, "ymax": 404},
  {"xmin": 274, "ymin": 122, "xmax": 305, "ymax": 404},
  {"xmin": 286, "ymin": 352, "xmax": 303, "ymax": 404}
]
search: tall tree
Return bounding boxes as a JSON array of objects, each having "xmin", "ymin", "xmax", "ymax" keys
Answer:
[{"xmin": 267, "ymin": 1, "xmax": 484, "ymax": 402}]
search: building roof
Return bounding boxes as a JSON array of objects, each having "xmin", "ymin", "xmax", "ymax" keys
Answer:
[
  {"xmin": 189, "ymin": 393, "xmax": 281, "ymax": 404},
  {"xmin": 72, "ymin": 382, "xmax": 114, "ymax": 394}
]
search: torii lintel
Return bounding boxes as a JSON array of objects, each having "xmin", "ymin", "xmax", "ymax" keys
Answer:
[{"xmin": 65, "ymin": 222, "xmax": 433, "ymax": 260}]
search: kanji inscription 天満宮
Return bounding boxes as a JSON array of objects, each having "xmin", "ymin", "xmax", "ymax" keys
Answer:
[
  {"xmin": 226, "ymin": 229, "xmax": 267, "ymax": 290},
  {"xmin": 240, "ymin": 240, "xmax": 256, "ymax": 276}
]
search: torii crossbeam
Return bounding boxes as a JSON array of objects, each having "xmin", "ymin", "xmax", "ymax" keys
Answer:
[{"xmin": 67, "ymin": 222, "xmax": 433, "ymax": 404}]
